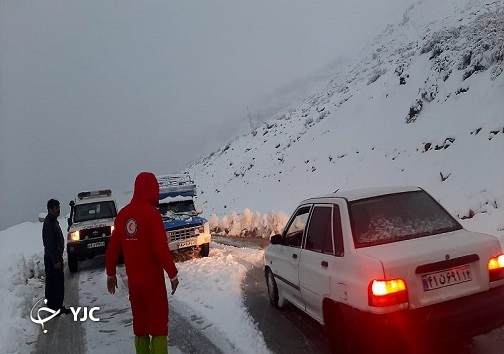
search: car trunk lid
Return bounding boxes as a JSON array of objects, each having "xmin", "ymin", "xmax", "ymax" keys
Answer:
[{"xmin": 356, "ymin": 229, "xmax": 501, "ymax": 309}]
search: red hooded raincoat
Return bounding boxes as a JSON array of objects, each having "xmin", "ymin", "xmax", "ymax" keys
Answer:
[{"xmin": 106, "ymin": 172, "xmax": 178, "ymax": 336}]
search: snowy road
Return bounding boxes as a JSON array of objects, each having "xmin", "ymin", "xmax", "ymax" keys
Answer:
[
  {"xmin": 215, "ymin": 237, "xmax": 504, "ymax": 354},
  {"xmin": 33, "ymin": 238, "xmax": 504, "ymax": 354},
  {"xmin": 34, "ymin": 258, "xmax": 218, "ymax": 354},
  {"xmin": 35, "ymin": 267, "xmax": 85, "ymax": 354},
  {"xmin": 237, "ymin": 240, "xmax": 504, "ymax": 354},
  {"xmin": 34, "ymin": 240, "xmax": 268, "ymax": 354}
]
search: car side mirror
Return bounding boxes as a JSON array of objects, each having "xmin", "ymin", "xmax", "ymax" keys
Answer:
[
  {"xmin": 68, "ymin": 200, "xmax": 75, "ymax": 229},
  {"xmin": 270, "ymin": 234, "xmax": 282, "ymax": 245}
]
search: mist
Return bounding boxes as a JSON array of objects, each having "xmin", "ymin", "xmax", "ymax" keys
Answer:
[{"xmin": 0, "ymin": 0, "xmax": 414, "ymax": 230}]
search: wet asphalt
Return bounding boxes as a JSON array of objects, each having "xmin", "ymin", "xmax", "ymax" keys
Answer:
[{"xmin": 33, "ymin": 238, "xmax": 504, "ymax": 354}]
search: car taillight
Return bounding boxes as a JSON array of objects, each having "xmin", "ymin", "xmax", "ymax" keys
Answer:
[
  {"xmin": 488, "ymin": 254, "xmax": 504, "ymax": 282},
  {"xmin": 368, "ymin": 279, "xmax": 408, "ymax": 307},
  {"xmin": 68, "ymin": 231, "xmax": 80, "ymax": 241}
]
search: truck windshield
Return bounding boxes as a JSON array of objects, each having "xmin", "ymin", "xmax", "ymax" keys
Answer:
[
  {"xmin": 158, "ymin": 200, "xmax": 196, "ymax": 216},
  {"xmin": 74, "ymin": 201, "xmax": 117, "ymax": 222},
  {"xmin": 349, "ymin": 190, "xmax": 462, "ymax": 248}
]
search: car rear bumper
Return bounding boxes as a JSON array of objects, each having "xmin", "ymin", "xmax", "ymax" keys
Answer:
[
  {"xmin": 67, "ymin": 237, "xmax": 110, "ymax": 260},
  {"xmin": 341, "ymin": 285, "xmax": 504, "ymax": 343}
]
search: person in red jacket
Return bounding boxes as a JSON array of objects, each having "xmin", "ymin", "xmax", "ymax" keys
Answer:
[{"xmin": 106, "ymin": 172, "xmax": 179, "ymax": 354}]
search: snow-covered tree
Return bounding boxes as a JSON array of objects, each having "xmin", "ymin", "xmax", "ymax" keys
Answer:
[
  {"xmin": 220, "ymin": 216, "xmax": 229, "ymax": 234},
  {"xmin": 259, "ymin": 213, "xmax": 271, "ymax": 239},
  {"xmin": 228, "ymin": 211, "xmax": 242, "ymax": 236},
  {"xmin": 240, "ymin": 208, "xmax": 252, "ymax": 231},
  {"xmin": 269, "ymin": 211, "xmax": 289, "ymax": 236},
  {"xmin": 209, "ymin": 214, "xmax": 219, "ymax": 232}
]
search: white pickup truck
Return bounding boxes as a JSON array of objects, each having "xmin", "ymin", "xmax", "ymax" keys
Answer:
[{"xmin": 66, "ymin": 189, "xmax": 119, "ymax": 272}]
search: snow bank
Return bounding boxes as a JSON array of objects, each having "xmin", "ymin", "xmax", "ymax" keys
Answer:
[
  {"xmin": 0, "ymin": 221, "xmax": 48, "ymax": 353},
  {"xmin": 210, "ymin": 210, "xmax": 289, "ymax": 238},
  {"xmin": 171, "ymin": 242, "xmax": 270, "ymax": 354}
]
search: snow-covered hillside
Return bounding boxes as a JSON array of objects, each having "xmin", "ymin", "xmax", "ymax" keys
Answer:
[{"xmin": 188, "ymin": 0, "xmax": 504, "ymax": 238}]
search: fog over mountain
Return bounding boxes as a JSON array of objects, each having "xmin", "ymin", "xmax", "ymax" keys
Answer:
[
  {"xmin": 188, "ymin": 0, "xmax": 504, "ymax": 238},
  {"xmin": 0, "ymin": 0, "xmax": 413, "ymax": 231}
]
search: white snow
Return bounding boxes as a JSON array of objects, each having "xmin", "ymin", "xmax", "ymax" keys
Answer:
[
  {"xmin": 188, "ymin": 0, "xmax": 504, "ymax": 244},
  {"xmin": 0, "ymin": 221, "xmax": 54, "ymax": 353},
  {"xmin": 80, "ymin": 242, "xmax": 268, "ymax": 354},
  {"xmin": 159, "ymin": 195, "xmax": 194, "ymax": 204},
  {"xmin": 170, "ymin": 243, "xmax": 268, "ymax": 353},
  {"xmin": 1, "ymin": 0, "xmax": 504, "ymax": 353},
  {"xmin": 0, "ymin": 219, "xmax": 268, "ymax": 354}
]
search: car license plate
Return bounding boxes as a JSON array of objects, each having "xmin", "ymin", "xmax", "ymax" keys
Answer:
[
  {"xmin": 177, "ymin": 240, "xmax": 196, "ymax": 249},
  {"xmin": 422, "ymin": 265, "xmax": 472, "ymax": 291},
  {"xmin": 87, "ymin": 241, "xmax": 105, "ymax": 249}
]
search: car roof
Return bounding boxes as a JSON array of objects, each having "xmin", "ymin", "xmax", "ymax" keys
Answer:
[
  {"xmin": 75, "ymin": 196, "xmax": 116, "ymax": 205},
  {"xmin": 303, "ymin": 186, "xmax": 422, "ymax": 204}
]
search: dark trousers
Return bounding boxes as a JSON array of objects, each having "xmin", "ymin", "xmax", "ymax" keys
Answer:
[{"xmin": 44, "ymin": 255, "xmax": 64, "ymax": 311}]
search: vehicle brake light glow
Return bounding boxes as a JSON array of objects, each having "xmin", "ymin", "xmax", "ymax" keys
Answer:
[
  {"xmin": 368, "ymin": 279, "xmax": 408, "ymax": 307},
  {"xmin": 488, "ymin": 255, "xmax": 504, "ymax": 270},
  {"xmin": 488, "ymin": 254, "xmax": 504, "ymax": 282},
  {"xmin": 372, "ymin": 279, "xmax": 406, "ymax": 295}
]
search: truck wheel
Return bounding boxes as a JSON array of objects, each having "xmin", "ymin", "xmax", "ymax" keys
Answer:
[
  {"xmin": 117, "ymin": 253, "xmax": 124, "ymax": 265},
  {"xmin": 68, "ymin": 255, "xmax": 78, "ymax": 273},
  {"xmin": 199, "ymin": 243, "xmax": 210, "ymax": 257},
  {"xmin": 266, "ymin": 268, "xmax": 279, "ymax": 308}
]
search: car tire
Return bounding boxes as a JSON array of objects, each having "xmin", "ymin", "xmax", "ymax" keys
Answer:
[
  {"xmin": 68, "ymin": 254, "xmax": 78, "ymax": 273},
  {"xmin": 117, "ymin": 253, "xmax": 124, "ymax": 265},
  {"xmin": 324, "ymin": 302, "xmax": 352, "ymax": 354},
  {"xmin": 199, "ymin": 243, "xmax": 210, "ymax": 257},
  {"xmin": 266, "ymin": 268, "xmax": 279, "ymax": 308}
]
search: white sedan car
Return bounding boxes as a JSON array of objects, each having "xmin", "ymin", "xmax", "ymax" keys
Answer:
[{"xmin": 264, "ymin": 186, "xmax": 504, "ymax": 351}]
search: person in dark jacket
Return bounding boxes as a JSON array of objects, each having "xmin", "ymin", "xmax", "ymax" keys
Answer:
[
  {"xmin": 106, "ymin": 172, "xmax": 179, "ymax": 354},
  {"xmin": 43, "ymin": 199, "xmax": 70, "ymax": 314}
]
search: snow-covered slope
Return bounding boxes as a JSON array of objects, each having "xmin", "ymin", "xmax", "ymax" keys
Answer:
[
  {"xmin": 0, "ymin": 222, "xmax": 48, "ymax": 353},
  {"xmin": 188, "ymin": 0, "xmax": 504, "ymax": 237}
]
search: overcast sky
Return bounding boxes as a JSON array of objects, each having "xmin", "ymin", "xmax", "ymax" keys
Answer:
[{"xmin": 0, "ymin": 0, "xmax": 414, "ymax": 230}]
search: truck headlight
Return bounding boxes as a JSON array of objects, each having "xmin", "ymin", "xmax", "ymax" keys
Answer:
[
  {"xmin": 68, "ymin": 230, "xmax": 80, "ymax": 241},
  {"xmin": 198, "ymin": 226, "xmax": 205, "ymax": 234}
]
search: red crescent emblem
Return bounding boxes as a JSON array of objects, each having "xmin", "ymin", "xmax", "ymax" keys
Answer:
[{"xmin": 125, "ymin": 218, "xmax": 137, "ymax": 237}]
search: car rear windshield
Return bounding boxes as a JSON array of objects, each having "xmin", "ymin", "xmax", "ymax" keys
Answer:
[
  {"xmin": 74, "ymin": 201, "xmax": 117, "ymax": 222},
  {"xmin": 349, "ymin": 190, "xmax": 462, "ymax": 248}
]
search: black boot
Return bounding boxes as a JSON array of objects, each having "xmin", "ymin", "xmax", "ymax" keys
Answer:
[{"xmin": 60, "ymin": 306, "xmax": 72, "ymax": 315}]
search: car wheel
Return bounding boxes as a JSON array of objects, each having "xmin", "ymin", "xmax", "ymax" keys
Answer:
[
  {"xmin": 68, "ymin": 254, "xmax": 78, "ymax": 273},
  {"xmin": 324, "ymin": 301, "xmax": 351, "ymax": 354},
  {"xmin": 199, "ymin": 243, "xmax": 210, "ymax": 257},
  {"xmin": 117, "ymin": 253, "xmax": 124, "ymax": 265},
  {"xmin": 266, "ymin": 269, "xmax": 279, "ymax": 308}
]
